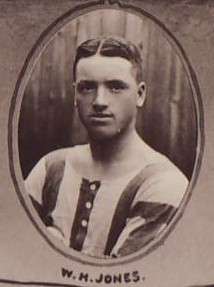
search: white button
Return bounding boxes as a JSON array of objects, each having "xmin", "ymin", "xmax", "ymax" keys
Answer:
[
  {"xmin": 85, "ymin": 201, "xmax": 92, "ymax": 209},
  {"xmin": 81, "ymin": 220, "xmax": 88, "ymax": 227},
  {"xmin": 90, "ymin": 183, "xmax": 97, "ymax": 191}
]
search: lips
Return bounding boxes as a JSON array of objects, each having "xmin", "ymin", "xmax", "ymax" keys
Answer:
[
  {"xmin": 90, "ymin": 113, "xmax": 113, "ymax": 118},
  {"xmin": 89, "ymin": 113, "xmax": 113, "ymax": 124}
]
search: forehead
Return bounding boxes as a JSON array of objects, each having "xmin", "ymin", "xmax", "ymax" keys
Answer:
[{"xmin": 75, "ymin": 55, "xmax": 136, "ymax": 82}]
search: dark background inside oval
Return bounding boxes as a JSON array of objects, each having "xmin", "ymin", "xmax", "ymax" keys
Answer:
[{"xmin": 18, "ymin": 10, "xmax": 197, "ymax": 180}]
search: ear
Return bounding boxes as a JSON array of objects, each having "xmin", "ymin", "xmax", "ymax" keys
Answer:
[
  {"xmin": 74, "ymin": 97, "xmax": 77, "ymax": 107},
  {"xmin": 73, "ymin": 82, "xmax": 77, "ymax": 107},
  {"xmin": 136, "ymin": 81, "xmax": 146, "ymax": 107}
]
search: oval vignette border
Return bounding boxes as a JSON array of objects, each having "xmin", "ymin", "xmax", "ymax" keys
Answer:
[{"xmin": 8, "ymin": 0, "xmax": 204, "ymax": 267}]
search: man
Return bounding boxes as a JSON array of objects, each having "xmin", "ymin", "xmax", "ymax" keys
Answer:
[{"xmin": 25, "ymin": 36, "xmax": 188, "ymax": 258}]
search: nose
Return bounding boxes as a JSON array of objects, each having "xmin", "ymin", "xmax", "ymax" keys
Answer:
[{"xmin": 92, "ymin": 85, "xmax": 108, "ymax": 111}]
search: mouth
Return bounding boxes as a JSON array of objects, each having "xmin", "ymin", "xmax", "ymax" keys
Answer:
[
  {"xmin": 89, "ymin": 113, "xmax": 113, "ymax": 124},
  {"xmin": 90, "ymin": 113, "xmax": 113, "ymax": 118}
]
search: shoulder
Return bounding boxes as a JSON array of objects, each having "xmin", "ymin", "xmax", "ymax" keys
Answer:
[
  {"xmin": 26, "ymin": 144, "xmax": 89, "ymax": 181},
  {"xmin": 138, "ymin": 141, "xmax": 188, "ymax": 186},
  {"xmin": 42, "ymin": 144, "xmax": 89, "ymax": 169},
  {"xmin": 43, "ymin": 147, "xmax": 74, "ymax": 166},
  {"xmin": 25, "ymin": 145, "xmax": 88, "ymax": 203},
  {"xmin": 133, "ymin": 154, "xmax": 189, "ymax": 208}
]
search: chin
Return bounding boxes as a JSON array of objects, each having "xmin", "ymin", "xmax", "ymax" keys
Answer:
[{"xmin": 87, "ymin": 128, "xmax": 120, "ymax": 142}]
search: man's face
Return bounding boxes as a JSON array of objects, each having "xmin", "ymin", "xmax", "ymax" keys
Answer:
[{"xmin": 75, "ymin": 54, "xmax": 145, "ymax": 141}]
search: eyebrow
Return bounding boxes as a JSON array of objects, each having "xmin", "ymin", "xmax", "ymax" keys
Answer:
[
  {"xmin": 105, "ymin": 80, "xmax": 129, "ymax": 88},
  {"xmin": 76, "ymin": 79, "xmax": 129, "ymax": 87},
  {"xmin": 76, "ymin": 80, "xmax": 97, "ymax": 88},
  {"xmin": 76, "ymin": 80, "xmax": 96, "ymax": 85}
]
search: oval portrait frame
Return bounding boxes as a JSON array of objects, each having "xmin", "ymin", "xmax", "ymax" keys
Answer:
[{"xmin": 8, "ymin": 0, "xmax": 204, "ymax": 267}]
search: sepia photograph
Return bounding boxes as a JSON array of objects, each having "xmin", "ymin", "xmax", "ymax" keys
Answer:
[
  {"xmin": 2, "ymin": 1, "xmax": 214, "ymax": 287},
  {"xmin": 18, "ymin": 9, "xmax": 198, "ymax": 260}
]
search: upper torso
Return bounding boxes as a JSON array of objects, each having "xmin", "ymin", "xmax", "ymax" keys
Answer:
[{"xmin": 25, "ymin": 143, "xmax": 188, "ymax": 258}]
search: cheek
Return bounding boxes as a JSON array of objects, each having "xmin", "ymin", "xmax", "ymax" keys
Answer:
[
  {"xmin": 116, "ymin": 93, "xmax": 137, "ymax": 113},
  {"xmin": 76, "ymin": 101, "xmax": 88, "ymax": 121},
  {"xmin": 115, "ymin": 101, "xmax": 137, "ymax": 126},
  {"xmin": 76, "ymin": 96, "xmax": 92, "ymax": 111}
]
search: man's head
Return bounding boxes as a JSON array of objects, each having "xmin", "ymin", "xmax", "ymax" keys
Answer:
[
  {"xmin": 73, "ymin": 36, "xmax": 143, "ymax": 84},
  {"xmin": 73, "ymin": 36, "xmax": 146, "ymax": 141}
]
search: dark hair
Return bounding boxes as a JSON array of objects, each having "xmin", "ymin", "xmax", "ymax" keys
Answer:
[{"xmin": 73, "ymin": 36, "xmax": 143, "ymax": 83}]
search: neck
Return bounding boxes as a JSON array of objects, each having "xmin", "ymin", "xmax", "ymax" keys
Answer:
[{"xmin": 89, "ymin": 128, "xmax": 142, "ymax": 166}]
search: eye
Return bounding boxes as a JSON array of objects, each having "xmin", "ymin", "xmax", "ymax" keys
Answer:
[
  {"xmin": 76, "ymin": 81, "xmax": 97, "ymax": 94},
  {"xmin": 106, "ymin": 80, "xmax": 128, "ymax": 93}
]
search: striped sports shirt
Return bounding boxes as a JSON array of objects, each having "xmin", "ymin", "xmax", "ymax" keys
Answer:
[{"xmin": 25, "ymin": 144, "xmax": 188, "ymax": 258}]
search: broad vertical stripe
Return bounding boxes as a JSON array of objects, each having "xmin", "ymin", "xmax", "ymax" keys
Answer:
[{"xmin": 51, "ymin": 160, "xmax": 82, "ymax": 246}]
